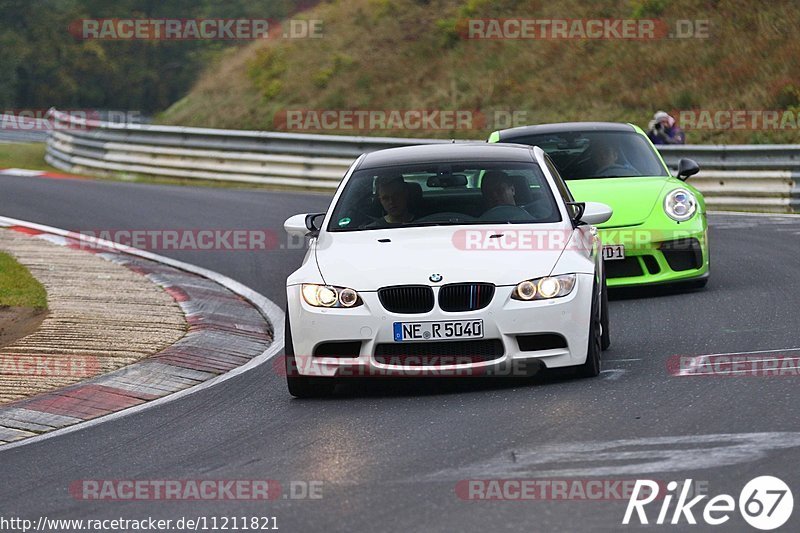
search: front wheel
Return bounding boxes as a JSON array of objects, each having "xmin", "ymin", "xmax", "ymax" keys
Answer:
[
  {"xmin": 600, "ymin": 272, "xmax": 611, "ymax": 351},
  {"xmin": 287, "ymin": 374, "xmax": 335, "ymax": 398},
  {"xmin": 574, "ymin": 279, "xmax": 602, "ymax": 378},
  {"xmin": 285, "ymin": 314, "xmax": 335, "ymax": 398}
]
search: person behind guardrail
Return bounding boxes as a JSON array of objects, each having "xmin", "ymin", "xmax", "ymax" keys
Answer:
[{"xmin": 647, "ymin": 110, "xmax": 685, "ymax": 145}]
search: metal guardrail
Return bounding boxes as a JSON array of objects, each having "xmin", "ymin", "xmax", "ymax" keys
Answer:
[
  {"xmin": 44, "ymin": 109, "xmax": 800, "ymax": 212},
  {"xmin": 656, "ymin": 146, "xmax": 800, "ymax": 212},
  {"xmin": 45, "ymin": 109, "xmax": 450, "ymax": 189}
]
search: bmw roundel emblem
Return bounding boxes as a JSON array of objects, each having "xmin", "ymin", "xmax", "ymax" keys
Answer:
[{"xmin": 429, "ymin": 273, "xmax": 443, "ymax": 283}]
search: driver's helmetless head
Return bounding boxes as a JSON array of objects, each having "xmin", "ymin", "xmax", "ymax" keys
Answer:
[
  {"xmin": 592, "ymin": 141, "xmax": 618, "ymax": 168},
  {"xmin": 376, "ymin": 175, "xmax": 409, "ymax": 219},
  {"xmin": 481, "ymin": 170, "xmax": 516, "ymax": 207}
]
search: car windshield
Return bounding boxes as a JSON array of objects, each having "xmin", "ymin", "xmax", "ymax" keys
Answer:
[
  {"xmin": 506, "ymin": 131, "xmax": 669, "ymax": 179},
  {"xmin": 327, "ymin": 161, "xmax": 562, "ymax": 232}
]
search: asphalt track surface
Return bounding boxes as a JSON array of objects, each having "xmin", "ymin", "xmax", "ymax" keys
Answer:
[{"xmin": 0, "ymin": 172, "xmax": 798, "ymax": 532}]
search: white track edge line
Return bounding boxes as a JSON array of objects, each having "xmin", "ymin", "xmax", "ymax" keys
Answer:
[{"xmin": 0, "ymin": 215, "xmax": 285, "ymax": 453}]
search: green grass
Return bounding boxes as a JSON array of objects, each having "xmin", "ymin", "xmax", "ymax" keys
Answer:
[
  {"xmin": 0, "ymin": 251, "xmax": 48, "ymax": 309},
  {"xmin": 0, "ymin": 143, "xmax": 62, "ymax": 172},
  {"xmin": 123, "ymin": 175, "xmax": 333, "ymax": 194},
  {"xmin": 159, "ymin": 0, "xmax": 800, "ymax": 144},
  {"xmin": 57, "ymin": 168, "xmax": 334, "ymax": 193}
]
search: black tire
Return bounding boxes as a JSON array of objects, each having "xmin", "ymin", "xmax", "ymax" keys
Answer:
[
  {"xmin": 600, "ymin": 272, "xmax": 611, "ymax": 351},
  {"xmin": 285, "ymin": 314, "xmax": 335, "ymax": 398},
  {"xmin": 574, "ymin": 279, "xmax": 602, "ymax": 378}
]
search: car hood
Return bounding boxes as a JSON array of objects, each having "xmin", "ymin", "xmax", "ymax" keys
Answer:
[
  {"xmin": 567, "ymin": 177, "xmax": 668, "ymax": 227},
  {"xmin": 313, "ymin": 225, "xmax": 571, "ymax": 290}
]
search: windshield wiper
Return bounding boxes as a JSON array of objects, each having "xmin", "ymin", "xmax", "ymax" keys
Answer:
[
  {"xmin": 405, "ymin": 222, "xmax": 450, "ymax": 227},
  {"xmin": 568, "ymin": 175, "xmax": 639, "ymax": 180}
]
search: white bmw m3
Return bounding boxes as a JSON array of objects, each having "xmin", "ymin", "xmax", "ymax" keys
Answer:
[{"xmin": 283, "ymin": 143, "xmax": 612, "ymax": 397}]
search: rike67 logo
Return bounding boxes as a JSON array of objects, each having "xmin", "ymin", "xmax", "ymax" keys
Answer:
[{"xmin": 623, "ymin": 476, "xmax": 793, "ymax": 530}]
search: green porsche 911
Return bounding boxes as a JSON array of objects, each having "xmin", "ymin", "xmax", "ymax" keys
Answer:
[{"xmin": 489, "ymin": 122, "xmax": 708, "ymax": 288}]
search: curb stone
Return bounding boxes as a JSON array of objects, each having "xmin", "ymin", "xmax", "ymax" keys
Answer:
[{"xmin": 0, "ymin": 217, "xmax": 282, "ymax": 447}]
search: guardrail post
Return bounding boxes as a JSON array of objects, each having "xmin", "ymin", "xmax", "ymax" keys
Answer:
[{"xmin": 790, "ymin": 171, "xmax": 800, "ymax": 214}]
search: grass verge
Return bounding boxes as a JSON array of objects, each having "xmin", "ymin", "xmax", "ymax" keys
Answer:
[
  {"xmin": 0, "ymin": 143, "xmax": 60, "ymax": 173},
  {"xmin": 0, "ymin": 251, "xmax": 48, "ymax": 309},
  {"xmin": 88, "ymin": 171, "xmax": 335, "ymax": 194},
  {"xmin": 159, "ymin": 0, "xmax": 800, "ymax": 145},
  {"xmin": 0, "ymin": 143, "xmax": 334, "ymax": 194}
]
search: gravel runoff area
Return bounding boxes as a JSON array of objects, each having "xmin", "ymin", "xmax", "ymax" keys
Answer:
[
  {"xmin": 0, "ymin": 227, "xmax": 187, "ymax": 404},
  {"xmin": 0, "ymin": 219, "xmax": 274, "ymax": 446}
]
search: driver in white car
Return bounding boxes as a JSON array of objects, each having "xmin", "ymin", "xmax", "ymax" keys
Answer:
[{"xmin": 368, "ymin": 175, "xmax": 416, "ymax": 227}]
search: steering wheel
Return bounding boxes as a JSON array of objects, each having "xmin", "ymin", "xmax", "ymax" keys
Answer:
[
  {"xmin": 479, "ymin": 205, "xmax": 532, "ymax": 222},
  {"xmin": 560, "ymin": 155, "xmax": 591, "ymax": 175},
  {"xmin": 520, "ymin": 197, "xmax": 554, "ymax": 219},
  {"xmin": 596, "ymin": 163, "xmax": 636, "ymax": 177}
]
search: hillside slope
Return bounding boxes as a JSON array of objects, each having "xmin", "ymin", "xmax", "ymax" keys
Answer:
[{"xmin": 160, "ymin": 0, "xmax": 800, "ymax": 143}]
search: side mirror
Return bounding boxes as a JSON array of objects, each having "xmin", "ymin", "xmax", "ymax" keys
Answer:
[
  {"xmin": 565, "ymin": 201, "xmax": 585, "ymax": 223},
  {"xmin": 580, "ymin": 202, "xmax": 613, "ymax": 225},
  {"xmin": 305, "ymin": 213, "xmax": 325, "ymax": 235},
  {"xmin": 677, "ymin": 158, "xmax": 700, "ymax": 181},
  {"xmin": 284, "ymin": 213, "xmax": 325, "ymax": 238}
]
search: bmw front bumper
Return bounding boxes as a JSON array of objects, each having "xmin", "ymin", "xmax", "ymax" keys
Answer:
[{"xmin": 286, "ymin": 273, "xmax": 595, "ymax": 378}]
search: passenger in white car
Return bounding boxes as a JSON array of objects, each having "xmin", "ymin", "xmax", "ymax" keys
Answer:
[{"xmin": 480, "ymin": 171, "xmax": 531, "ymax": 221}]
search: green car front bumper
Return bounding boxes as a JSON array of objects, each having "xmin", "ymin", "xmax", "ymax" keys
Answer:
[{"xmin": 598, "ymin": 213, "xmax": 709, "ymax": 287}]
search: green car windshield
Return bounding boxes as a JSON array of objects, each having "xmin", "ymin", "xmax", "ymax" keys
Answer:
[{"xmin": 504, "ymin": 131, "xmax": 669, "ymax": 180}]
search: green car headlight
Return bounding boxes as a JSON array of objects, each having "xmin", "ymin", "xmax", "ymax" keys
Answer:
[
  {"xmin": 512, "ymin": 274, "xmax": 577, "ymax": 301},
  {"xmin": 664, "ymin": 188, "xmax": 697, "ymax": 222},
  {"xmin": 302, "ymin": 284, "xmax": 362, "ymax": 308}
]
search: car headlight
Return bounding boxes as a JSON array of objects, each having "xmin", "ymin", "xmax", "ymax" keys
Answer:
[
  {"xmin": 301, "ymin": 284, "xmax": 362, "ymax": 308},
  {"xmin": 664, "ymin": 188, "xmax": 697, "ymax": 222},
  {"xmin": 512, "ymin": 274, "xmax": 576, "ymax": 301}
]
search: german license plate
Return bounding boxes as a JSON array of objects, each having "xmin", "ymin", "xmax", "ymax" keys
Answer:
[
  {"xmin": 393, "ymin": 320, "xmax": 484, "ymax": 342},
  {"xmin": 602, "ymin": 244, "xmax": 625, "ymax": 261}
]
